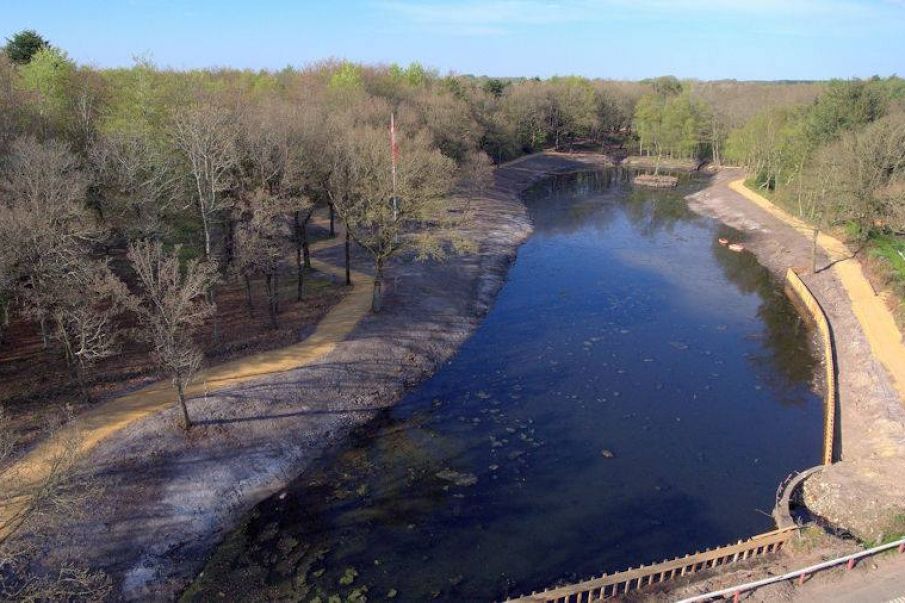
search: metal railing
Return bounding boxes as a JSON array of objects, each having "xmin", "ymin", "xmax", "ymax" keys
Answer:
[{"xmin": 677, "ymin": 536, "xmax": 905, "ymax": 602}]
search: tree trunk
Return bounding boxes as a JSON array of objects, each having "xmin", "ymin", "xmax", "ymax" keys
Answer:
[
  {"xmin": 812, "ymin": 228, "xmax": 820, "ymax": 274},
  {"xmin": 40, "ymin": 317, "xmax": 49, "ymax": 350},
  {"xmin": 329, "ymin": 204, "xmax": 336, "ymax": 237},
  {"xmin": 244, "ymin": 274, "xmax": 254, "ymax": 317},
  {"xmin": 301, "ymin": 218, "xmax": 311, "ymax": 270},
  {"xmin": 62, "ymin": 337, "xmax": 89, "ymax": 401},
  {"xmin": 345, "ymin": 228, "xmax": 352, "ymax": 286},
  {"xmin": 264, "ymin": 274, "xmax": 278, "ymax": 329},
  {"xmin": 73, "ymin": 362, "xmax": 90, "ymax": 402},
  {"xmin": 201, "ymin": 210, "xmax": 213, "ymax": 262},
  {"xmin": 208, "ymin": 287, "xmax": 219, "ymax": 344},
  {"xmin": 176, "ymin": 380, "xmax": 192, "ymax": 431},
  {"xmin": 294, "ymin": 210, "xmax": 304, "ymax": 301},
  {"xmin": 224, "ymin": 217, "xmax": 236, "ymax": 270},
  {"xmin": 371, "ymin": 261, "xmax": 383, "ymax": 313}
]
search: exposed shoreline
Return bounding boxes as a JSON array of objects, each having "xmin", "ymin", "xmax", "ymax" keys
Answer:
[
  {"xmin": 43, "ymin": 153, "xmax": 607, "ymax": 600},
  {"xmin": 685, "ymin": 170, "xmax": 905, "ymax": 542},
  {"xmin": 34, "ymin": 153, "xmax": 904, "ymax": 600}
]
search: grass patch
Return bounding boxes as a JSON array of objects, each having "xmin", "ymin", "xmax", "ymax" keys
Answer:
[
  {"xmin": 868, "ymin": 234, "xmax": 905, "ymax": 283},
  {"xmin": 787, "ymin": 525, "xmax": 832, "ymax": 554},
  {"xmin": 871, "ymin": 513, "xmax": 905, "ymax": 547},
  {"xmin": 865, "ymin": 234, "xmax": 905, "ymax": 326}
]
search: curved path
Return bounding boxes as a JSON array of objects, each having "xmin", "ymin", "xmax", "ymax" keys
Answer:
[
  {"xmin": 730, "ymin": 179, "xmax": 905, "ymax": 403},
  {"xmin": 0, "ymin": 235, "xmax": 372, "ymax": 539}
]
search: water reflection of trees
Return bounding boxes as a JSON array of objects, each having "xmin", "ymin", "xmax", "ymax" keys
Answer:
[
  {"xmin": 526, "ymin": 168, "xmax": 815, "ymax": 407},
  {"xmin": 525, "ymin": 168, "xmax": 711, "ymax": 239},
  {"xmin": 711, "ymin": 237, "xmax": 819, "ymax": 406},
  {"xmin": 621, "ymin": 187, "xmax": 697, "ymax": 237},
  {"xmin": 524, "ymin": 170, "xmax": 620, "ymax": 236}
]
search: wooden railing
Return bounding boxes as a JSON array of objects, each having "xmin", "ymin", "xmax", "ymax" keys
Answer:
[{"xmin": 504, "ymin": 527, "xmax": 799, "ymax": 603}]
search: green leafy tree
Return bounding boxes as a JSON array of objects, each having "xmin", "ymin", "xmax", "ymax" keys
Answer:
[
  {"xmin": 3, "ymin": 29, "xmax": 48, "ymax": 65},
  {"xmin": 807, "ymin": 79, "xmax": 885, "ymax": 144},
  {"xmin": 645, "ymin": 75, "xmax": 683, "ymax": 98},
  {"xmin": 18, "ymin": 46, "xmax": 76, "ymax": 135},
  {"xmin": 483, "ymin": 78, "xmax": 507, "ymax": 98}
]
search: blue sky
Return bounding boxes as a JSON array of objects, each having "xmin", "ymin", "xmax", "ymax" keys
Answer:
[{"xmin": 5, "ymin": 0, "xmax": 905, "ymax": 80}]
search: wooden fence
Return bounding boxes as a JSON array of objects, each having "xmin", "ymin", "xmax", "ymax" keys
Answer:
[
  {"xmin": 504, "ymin": 527, "xmax": 799, "ymax": 603},
  {"xmin": 783, "ymin": 268, "xmax": 837, "ymax": 465}
]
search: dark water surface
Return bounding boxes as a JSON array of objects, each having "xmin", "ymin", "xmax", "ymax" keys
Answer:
[{"xmin": 187, "ymin": 169, "xmax": 822, "ymax": 602}]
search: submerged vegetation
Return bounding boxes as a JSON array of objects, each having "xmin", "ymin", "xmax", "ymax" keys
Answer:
[{"xmin": 1, "ymin": 23, "xmax": 904, "ymax": 599}]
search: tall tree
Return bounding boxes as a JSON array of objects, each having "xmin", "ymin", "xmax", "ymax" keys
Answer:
[
  {"xmin": 329, "ymin": 124, "xmax": 466, "ymax": 312},
  {"xmin": 128, "ymin": 240, "xmax": 217, "ymax": 431},
  {"xmin": 89, "ymin": 128, "xmax": 181, "ymax": 240},
  {"xmin": 233, "ymin": 194, "xmax": 293, "ymax": 328},
  {"xmin": 0, "ymin": 136, "xmax": 128, "ymax": 390},
  {"xmin": 172, "ymin": 103, "xmax": 239, "ymax": 261},
  {"xmin": 18, "ymin": 47, "xmax": 77, "ymax": 137},
  {"xmin": 810, "ymin": 113, "xmax": 905, "ymax": 237}
]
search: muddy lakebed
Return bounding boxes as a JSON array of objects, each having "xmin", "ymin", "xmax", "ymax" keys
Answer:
[{"xmin": 185, "ymin": 169, "xmax": 823, "ymax": 602}]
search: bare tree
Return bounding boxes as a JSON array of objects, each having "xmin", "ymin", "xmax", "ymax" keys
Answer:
[
  {"xmin": 235, "ymin": 100, "xmax": 312, "ymax": 301},
  {"xmin": 89, "ymin": 128, "xmax": 181, "ymax": 240},
  {"xmin": 810, "ymin": 113, "xmax": 905, "ymax": 237},
  {"xmin": 234, "ymin": 194, "xmax": 293, "ymax": 328},
  {"xmin": 456, "ymin": 149, "xmax": 494, "ymax": 203},
  {"xmin": 128, "ymin": 240, "xmax": 217, "ymax": 431},
  {"xmin": 329, "ymin": 124, "xmax": 468, "ymax": 312},
  {"xmin": 0, "ymin": 136, "xmax": 129, "ymax": 390},
  {"xmin": 171, "ymin": 103, "xmax": 239, "ymax": 261},
  {"xmin": 0, "ymin": 406, "xmax": 111, "ymax": 600},
  {"xmin": 22, "ymin": 261, "xmax": 130, "ymax": 396}
]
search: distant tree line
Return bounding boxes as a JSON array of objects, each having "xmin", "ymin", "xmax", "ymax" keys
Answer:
[{"xmin": 630, "ymin": 74, "xmax": 905, "ymax": 253}]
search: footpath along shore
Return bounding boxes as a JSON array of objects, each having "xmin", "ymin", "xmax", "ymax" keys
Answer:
[
  {"xmin": 728, "ymin": 178, "xmax": 905, "ymax": 402},
  {"xmin": 4, "ymin": 153, "xmax": 609, "ymax": 600},
  {"xmin": 6, "ymin": 154, "xmax": 904, "ymax": 600}
]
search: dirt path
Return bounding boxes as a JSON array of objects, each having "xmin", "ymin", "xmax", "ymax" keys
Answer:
[
  {"xmin": 687, "ymin": 170, "xmax": 905, "ymax": 464},
  {"xmin": 0, "ymin": 236, "xmax": 371, "ymax": 540},
  {"xmin": 729, "ymin": 178, "xmax": 905, "ymax": 405},
  {"xmin": 664, "ymin": 168, "xmax": 905, "ymax": 601},
  {"xmin": 9, "ymin": 153, "xmax": 602, "ymax": 601}
]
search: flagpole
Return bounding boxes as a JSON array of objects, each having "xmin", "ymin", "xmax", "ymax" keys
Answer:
[{"xmin": 391, "ymin": 113, "xmax": 398, "ymax": 224}]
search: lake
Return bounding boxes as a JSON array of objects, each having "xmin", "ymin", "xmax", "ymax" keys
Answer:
[{"xmin": 185, "ymin": 168, "xmax": 822, "ymax": 602}]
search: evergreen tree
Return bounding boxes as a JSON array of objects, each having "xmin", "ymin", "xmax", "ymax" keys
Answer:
[{"xmin": 3, "ymin": 29, "xmax": 49, "ymax": 65}]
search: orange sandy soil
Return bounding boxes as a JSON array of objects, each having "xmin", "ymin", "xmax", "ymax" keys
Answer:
[{"xmin": 0, "ymin": 257, "xmax": 347, "ymax": 454}]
